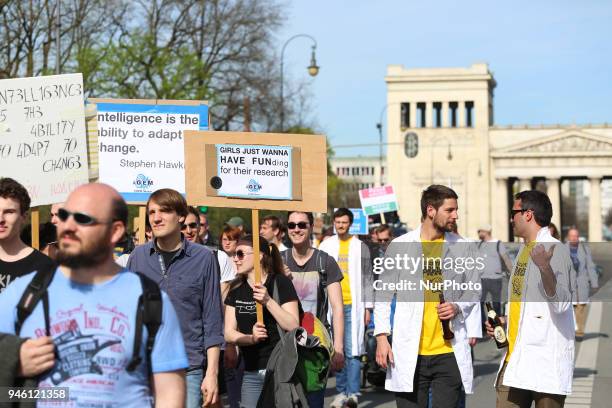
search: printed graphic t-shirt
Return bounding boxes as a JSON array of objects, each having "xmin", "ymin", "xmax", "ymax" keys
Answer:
[
  {"xmin": 225, "ymin": 273, "xmax": 300, "ymax": 371},
  {"xmin": 0, "ymin": 249, "xmax": 55, "ymax": 293},
  {"xmin": 338, "ymin": 238, "xmax": 352, "ymax": 305},
  {"xmin": 282, "ymin": 248, "xmax": 343, "ymax": 325},
  {"xmin": 0, "ymin": 268, "xmax": 188, "ymax": 408},
  {"xmin": 419, "ymin": 239, "xmax": 453, "ymax": 355},
  {"xmin": 506, "ymin": 241, "xmax": 535, "ymax": 362}
]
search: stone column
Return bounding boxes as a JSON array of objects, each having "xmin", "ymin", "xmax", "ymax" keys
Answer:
[
  {"xmin": 518, "ymin": 178, "xmax": 531, "ymax": 193},
  {"xmin": 410, "ymin": 102, "xmax": 417, "ymax": 129},
  {"xmin": 442, "ymin": 102, "xmax": 449, "ymax": 127},
  {"xmin": 458, "ymin": 101, "xmax": 465, "ymax": 127},
  {"xmin": 589, "ymin": 177, "xmax": 603, "ymax": 242},
  {"xmin": 547, "ymin": 177, "xmax": 561, "ymax": 229},
  {"xmin": 495, "ymin": 178, "xmax": 509, "ymax": 241},
  {"xmin": 425, "ymin": 101, "xmax": 434, "ymax": 128}
]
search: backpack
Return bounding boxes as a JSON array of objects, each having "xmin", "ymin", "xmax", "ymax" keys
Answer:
[{"xmin": 15, "ymin": 267, "xmax": 162, "ymax": 381}]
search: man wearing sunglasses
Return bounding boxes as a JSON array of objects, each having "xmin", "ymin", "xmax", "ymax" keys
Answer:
[
  {"xmin": 281, "ymin": 211, "xmax": 345, "ymax": 408},
  {"xmin": 0, "ymin": 183, "xmax": 189, "ymax": 406},
  {"xmin": 487, "ymin": 190, "xmax": 574, "ymax": 408},
  {"xmin": 127, "ymin": 188, "xmax": 224, "ymax": 408}
]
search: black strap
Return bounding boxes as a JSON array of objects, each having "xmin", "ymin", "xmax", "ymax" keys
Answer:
[
  {"xmin": 15, "ymin": 264, "xmax": 57, "ymax": 336},
  {"xmin": 271, "ymin": 277, "xmax": 286, "ymax": 345},
  {"xmin": 127, "ymin": 273, "xmax": 163, "ymax": 377}
]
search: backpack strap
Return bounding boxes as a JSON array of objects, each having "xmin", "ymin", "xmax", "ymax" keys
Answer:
[
  {"xmin": 15, "ymin": 264, "xmax": 57, "ymax": 336},
  {"xmin": 271, "ymin": 276, "xmax": 286, "ymax": 345},
  {"xmin": 315, "ymin": 250, "xmax": 329, "ymax": 322},
  {"xmin": 127, "ymin": 273, "xmax": 163, "ymax": 377}
]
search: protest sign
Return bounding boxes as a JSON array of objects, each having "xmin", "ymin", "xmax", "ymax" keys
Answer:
[
  {"xmin": 184, "ymin": 130, "xmax": 325, "ymax": 211},
  {"xmin": 90, "ymin": 98, "xmax": 208, "ymax": 203},
  {"xmin": 334, "ymin": 208, "xmax": 368, "ymax": 235},
  {"xmin": 359, "ymin": 185, "xmax": 399, "ymax": 215},
  {"xmin": 214, "ymin": 144, "xmax": 293, "ymax": 200},
  {"xmin": 0, "ymin": 73, "xmax": 89, "ymax": 206}
]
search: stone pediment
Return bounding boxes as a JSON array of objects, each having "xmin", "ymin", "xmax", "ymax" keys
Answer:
[{"xmin": 491, "ymin": 130, "xmax": 612, "ymax": 157}]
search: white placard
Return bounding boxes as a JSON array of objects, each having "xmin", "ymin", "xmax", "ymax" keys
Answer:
[
  {"xmin": 95, "ymin": 102, "xmax": 208, "ymax": 202},
  {"xmin": 359, "ymin": 185, "xmax": 399, "ymax": 215},
  {"xmin": 216, "ymin": 144, "xmax": 292, "ymax": 200},
  {"xmin": 0, "ymin": 74, "xmax": 88, "ymax": 206}
]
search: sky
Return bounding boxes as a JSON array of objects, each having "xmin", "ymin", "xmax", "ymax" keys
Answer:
[{"xmin": 277, "ymin": 0, "xmax": 612, "ymax": 157}]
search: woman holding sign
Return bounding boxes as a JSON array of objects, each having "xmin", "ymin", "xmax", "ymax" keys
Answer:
[{"xmin": 224, "ymin": 235, "xmax": 301, "ymax": 407}]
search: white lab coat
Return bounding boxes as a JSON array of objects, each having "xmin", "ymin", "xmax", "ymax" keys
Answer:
[
  {"xmin": 319, "ymin": 235, "xmax": 372, "ymax": 356},
  {"xmin": 373, "ymin": 226, "xmax": 480, "ymax": 393},
  {"xmin": 498, "ymin": 227, "xmax": 575, "ymax": 395}
]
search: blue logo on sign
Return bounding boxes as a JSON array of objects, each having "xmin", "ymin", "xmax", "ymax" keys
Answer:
[
  {"xmin": 133, "ymin": 174, "xmax": 154, "ymax": 191},
  {"xmin": 246, "ymin": 179, "xmax": 262, "ymax": 193}
]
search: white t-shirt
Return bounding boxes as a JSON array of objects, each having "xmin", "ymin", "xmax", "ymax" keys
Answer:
[
  {"xmin": 478, "ymin": 239, "xmax": 508, "ymax": 279},
  {"xmin": 217, "ymin": 250, "xmax": 236, "ymax": 283}
]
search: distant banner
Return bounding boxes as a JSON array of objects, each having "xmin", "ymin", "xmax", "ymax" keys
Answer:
[
  {"xmin": 333, "ymin": 208, "xmax": 368, "ymax": 235},
  {"xmin": 95, "ymin": 102, "xmax": 208, "ymax": 202},
  {"xmin": 215, "ymin": 144, "xmax": 292, "ymax": 200},
  {"xmin": 0, "ymin": 74, "xmax": 88, "ymax": 206},
  {"xmin": 359, "ymin": 185, "xmax": 398, "ymax": 215}
]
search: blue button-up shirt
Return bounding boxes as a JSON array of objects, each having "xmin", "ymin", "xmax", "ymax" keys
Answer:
[{"xmin": 127, "ymin": 237, "xmax": 224, "ymax": 369}]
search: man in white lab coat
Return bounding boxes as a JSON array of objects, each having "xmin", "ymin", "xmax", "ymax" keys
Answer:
[
  {"xmin": 486, "ymin": 190, "xmax": 574, "ymax": 408},
  {"xmin": 375, "ymin": 185, "xmax": 480, "ymax": 408}
]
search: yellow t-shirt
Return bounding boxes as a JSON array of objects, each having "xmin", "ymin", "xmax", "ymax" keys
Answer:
[
  {"xmin": 506, "ymin": 241, "xmax": 535, "ymax": 362},
  {"xmin": 338, "ymin": 237, "xmax": 352, "ymax": 305},
  {"xmin": 418, "ymin": 238, "xmax": 454, "ymax": 355}
]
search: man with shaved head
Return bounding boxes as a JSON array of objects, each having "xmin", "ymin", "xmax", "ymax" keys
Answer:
[{"xmin": 0, "ymin": 183, "xmax": 189, "ymax": 407}]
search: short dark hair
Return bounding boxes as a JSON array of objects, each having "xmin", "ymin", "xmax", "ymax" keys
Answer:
[
  {"xmin": 420, "ymin": 185, "xmax": 458, "ymax": 217},
  {"xmin": 0, "ymin": 178, "xmax": 31, "ymax": 215},
  {"xmin": 514, "ymin": 190, "xmax": 552, "ymax": 227},
  {"xmin": 262, "ymin": 215, "xmax": 282, "ymax": 231},
  {"xmin": 111, "ymin": 196, "xmax": 128, "ymax": 227},
  {"xmin": 376, "ymin": 224, "xmax": 393, "ymax": 237},
  {"xmin": 287, "ymin": 211, "xmax": 314, "ymax": 226},
  {"xmin": 333, "ymin": 208, "xmax": 354, "ymax": 225},
  {"xmin": 147, "ymin": 188, "xmax": 188, "ymax": 218}
]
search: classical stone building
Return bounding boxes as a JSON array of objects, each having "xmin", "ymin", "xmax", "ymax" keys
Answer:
[{"xmin": 385, "ymin": 63, "xmax": 612, "ymax": 241}]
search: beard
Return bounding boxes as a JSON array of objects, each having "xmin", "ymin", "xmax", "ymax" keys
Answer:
[
  {"xmin": 56, "ymin": 231, "xmax": 112, "ymax": 268},
  {"xmin": 433, "ymin": 215, "xmax": 456, "ymax": 233}
]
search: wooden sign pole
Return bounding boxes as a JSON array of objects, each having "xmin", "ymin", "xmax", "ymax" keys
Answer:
[
  {"xmin": 380, "ymin": 212, "xmax": 386, "ymax": 225},
  {"xmin": 137, "ymin": 206, "xmax": 146, "ymax": 245},
  {"xmin": 252, "ymin": 209, "xmax": 264, "ymax": 323},
  {"xmin": 31, "ymin": 208, "xmax": 40, "ymax": 250}
]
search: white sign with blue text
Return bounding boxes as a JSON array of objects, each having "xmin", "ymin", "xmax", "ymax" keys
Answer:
[
  {"xmin": 215, "ymin": 144, "xmax": 292, "ymax": 200},
  {"xmin": 96, "ymin": 102, "xmax": 208, "ymax": 202}
]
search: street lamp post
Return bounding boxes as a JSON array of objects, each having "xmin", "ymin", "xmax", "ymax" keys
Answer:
[{"xmin": 280, "ymin": 34, "xmax": 319, "ymax": 132}]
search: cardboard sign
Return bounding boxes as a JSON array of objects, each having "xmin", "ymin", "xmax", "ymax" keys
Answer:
[
  {"xmin": 213, "ymin": 144, "xmax": 293, "ymax": 200},
  {"xmin": 359, "ymin": 185, "xmax": 399, "ymax": 215},
  {"xmin": 184, "ymin": 130, "xmax": 327, "ymax": 212},
  {"xmin": 90, "ymin": 98, "xmax": 208, "ymax": 203},
  {"xmin": 0, "ymin": 74, "xmax": 89, "ymax": 206},
  {"xmin": 334, "ymin": 208, "xmax": 368, "ymax": 235}
]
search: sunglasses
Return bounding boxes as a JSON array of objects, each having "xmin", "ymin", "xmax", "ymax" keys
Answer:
[
  {"xmin": 287, "ymin": 222, "xmax": 309, "ymax": 230},
  {"xmin": 57, "ymin": 208, "xmax": 107, "ymax": 226},
  {"xmin": 181, "ymin": 222, "xmax": 198, "ymax": 230},
  {"xmin": 379, "ymin": 238, "xmax": 390, "ymax": 243},
  {"xmin": 233, "ymin": 250, "xmax": 253, "ymax": 260}
]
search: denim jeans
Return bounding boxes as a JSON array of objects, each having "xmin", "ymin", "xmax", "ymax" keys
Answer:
[
  {"xmin": 335, "ymin": 304, "xmax": 362, "ymax": 396},
  {"xmin": 241, "ymin": 369, "xmax": 266, "ymax": 408},
  {"xmin": 186, "ymin": 368, "xmax": 203, "ymax": 408}
]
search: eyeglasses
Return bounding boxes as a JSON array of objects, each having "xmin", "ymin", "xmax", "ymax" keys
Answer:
[
  {"xmin": 57, "ymin": 208, "xmax": 107, "ymax": 226},
  {"xmin": 287, "ymin": 222, "xmax": 309, "ymax": 230},
  {"xmin": 233, "ymin": 250, "xmax": 253, "ymax": 260},
  {"xmin": 181, "ymin": 222, "xmax": 198, "ymax": 230},
  {"xmin": 510, "ymin": 208, "xmax": 531, "ymax": 218}
]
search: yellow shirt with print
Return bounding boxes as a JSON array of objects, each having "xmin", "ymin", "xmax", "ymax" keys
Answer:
[
  {"xmin": 338, "ymin": 237, "xmax": 352, "ymax": 305},
  {"xmin": 506, "ymin": 241, "xmax": 535, "ymax": 362},
  {"xmin": 419, "ymin": 238, "xmax": 454, "ymax": 355}
]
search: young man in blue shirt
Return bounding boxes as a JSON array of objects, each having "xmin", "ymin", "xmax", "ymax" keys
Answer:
[{"xmin": 128, "ymin": 188, "xmax": 224, "ymax": 408}]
